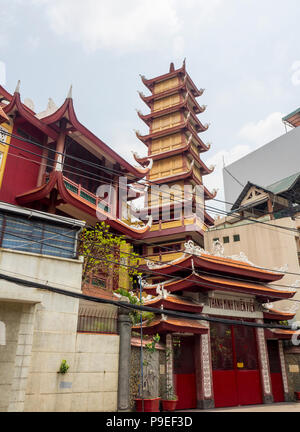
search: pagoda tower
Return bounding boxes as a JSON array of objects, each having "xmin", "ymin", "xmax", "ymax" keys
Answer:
[{"xmin": 134, "ymin": 61, "xmax": 217, "ymax": 261}]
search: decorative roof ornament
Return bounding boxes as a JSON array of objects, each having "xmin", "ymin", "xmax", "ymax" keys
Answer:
[
  {"xmin": 262, "ymin": 302, "xmax": 274, "ymax": 311},
  {"xmin": 146, "ymin": 253, "xmax": 187, "ymax": 270},
  {"xmin": 209, "ymin": 164, "xmax": 216, "ymax": 172},
  {"xmin": 185, "ymin": 112, "xmax": 191, "ymax": 123},
  {"xmin": 230, "ymin": 251, "xmax": 255, "ymax": 266},
  {"xmin": 67, "ymin": 85, "xmax": 73, "ymax": 99},
  {"xmin": 138, "ymin": 90, "xmax": 145, "ymax": 98},
  {"xmin": 14, "ymin": 80, "xmax": 21, "ymax": 94},
  {"xmin": 274, "ymin": 264, "xmax": 289, "ymax": 273},
  {"xmin": 36, "ymin": 98, "xmax": 58, "ymax": 120},
  {"xmin": 206, "ymin": 142, "xmax": 212, "ymax": 149},
  {"xmin": 212, "ymin": 240, "xmax": 224, "ymax": 257},
  {"xmin": 135, "ymin": 108, "xmax": 143, "ymax": 115},
  {"xmin": 201, "ymin": 104, "xmax": 207, "ymax": 111},
  {"xmin": 291, "ymin": 280, "xmax": 300, "ymax": 288},
  {"xmin": 184, "ymin": 240, "xmax": 206, "ymax": 256},
  {"xmin": 204, "ymin": 122, "xmax": 211, "ymax": 129},
  {"xmin": 156, "ymin": 284, "xmax": 169, "ymax": 299},
  {"xmin": 23, "ymin": 98, "xmax": 35, "ymax": 112}
]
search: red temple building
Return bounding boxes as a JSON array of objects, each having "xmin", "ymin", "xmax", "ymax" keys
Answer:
[{"xmin": 0, "ymin": 81, "xmax": 153, "ymax": 296}]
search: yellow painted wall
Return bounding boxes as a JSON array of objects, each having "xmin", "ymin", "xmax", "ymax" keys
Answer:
[
  {"xmin": 152, "ymin": 112, "xmax": 181, "ymax": 133},
  {"xmin": 149, "ymin": 155, "xmax": 183, "ymax": 181},
  {"xmin": 154, "ymin": 77, "xmax": 179, "ymax": 94},
  {"xmin": 147, "ymin": 180, "xmax": 184, "ymax": 207},
  {"xmin": 153, "ymin": 94, "xmax": 181, "ymax": 112},
  {"xmin": 0, "ymin": 121, "xmax": 13, "ymax": 189},
  {"xmin": 118, "ymin": 242, "xmax": 132, "ymax": 290},
  {"xmin": 150, "ymin": 133, "xmax": 182, "ymax": 155}
]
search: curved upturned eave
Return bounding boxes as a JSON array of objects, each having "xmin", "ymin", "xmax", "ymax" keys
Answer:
[
  {"xmin": 0, "ymin": 84, "xmax": 13, "ymax": 102},
  {"xmin": 137, "ymin": 99, "xmax": 206, "ymax": 126},
  {"xmin": 16, "ymin": 171, "xmax": 152, "ymax": 239},
  {"xmin": 142, "ymin": 253, "xmax": 284, "ymax": 282},
  {"xmin": 136, "ymin": 122, "xmax": 209, "ymax": 152},
  {"xmin": 143, "ymin": 272, "xmax": 293, "ymax": 300},
  {"xmin": 132, "ymin": 316, "xmax": 208, "ymax": 335},
  {"xmin": 41, "ymin": 97, "xmax": 151, "ymax": 179},
  {"xmin": 3, "ymin": 92, "xmax": 58, "ymax": 141},
  {"xmin": 140, "ymin": 65, "xmax": 186, "ymax": 91},
  {"xmin": 144, "ymin": 295, "xmax": 204, "ymax": 313},
  {"xmin": 263, "ymin": 309, "xmax": 296, "ymax": 321}
]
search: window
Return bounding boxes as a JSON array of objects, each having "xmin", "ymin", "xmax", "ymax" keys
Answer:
[
  {"xmin": 223, "ymin": 236, "xmax": 230, "ymax": 244},
  {"xmin": 213, "ymin": 237, "xmax": 219, "ymax": 242},
  {"xmin": 0, "ymin": 213, "xmax": 78, "ymax": 259},
  {"xmin": 233, "ymin": 234, "xmax": 240, "ymax": 242}
]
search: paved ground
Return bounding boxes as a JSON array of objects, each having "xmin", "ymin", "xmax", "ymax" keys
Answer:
[{"xmin": 179, "ymin": 402, "xmax": 300, "ymax": 412}]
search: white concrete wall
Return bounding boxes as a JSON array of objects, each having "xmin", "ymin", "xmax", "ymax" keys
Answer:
[{"xmin": 0, "ymin": 247, "xmax": 120, "ymax": 412}]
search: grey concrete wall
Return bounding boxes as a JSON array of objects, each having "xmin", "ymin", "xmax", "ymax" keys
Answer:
[{"xmin": 223, "ymin": 127, "xmax": 300, "ymax": 211}]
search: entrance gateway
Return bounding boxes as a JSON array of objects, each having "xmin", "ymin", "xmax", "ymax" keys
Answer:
[
  {"xmin": 136, "ymin": 241, "xmax": 296, "ymax": 410},
  {"xmin": 173, "ymin": 316, "xmax": 285, "ymax": 409}
]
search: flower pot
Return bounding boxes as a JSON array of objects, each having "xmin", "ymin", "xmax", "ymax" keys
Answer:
[
  {"xmin": 295, "ymin": 392, "xmax": 300, "ymax": 402},
  {"xmin": 135, "ymin": 397, "xmax": 161, "ymax": 412},
  {"xmin": 161, "ymin": 399, "xmax": 178, "ymax": 412}
]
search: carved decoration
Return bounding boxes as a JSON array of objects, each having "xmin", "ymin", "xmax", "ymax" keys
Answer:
[
  {"xmin": 278, "ymin": 340, "xmax": 289, "ymax": 393},
  {"xmin": 146, "ymin": 254, "xmax": 187, "ymax": 270},
  {"xmin": 256, "ymin": 321, "xmax": 271, "ymax": 395},
  {"xmin": 201, "ymin": 334, "xmax": 212, "ymax": 398}
]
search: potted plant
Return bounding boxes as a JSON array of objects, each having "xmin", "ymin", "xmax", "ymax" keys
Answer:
[
  {"xmin": 161, "ymin": 385, "xmax": 178, "ymax": 412},
  {"xmin": 135, "ymin": 334, "xmax": 161, "ymax": 412}
]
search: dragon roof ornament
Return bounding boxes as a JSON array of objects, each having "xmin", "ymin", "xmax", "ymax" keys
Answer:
[{"xmin": 145, "ymin": 254, "xmax": 187, "ymax": 270}]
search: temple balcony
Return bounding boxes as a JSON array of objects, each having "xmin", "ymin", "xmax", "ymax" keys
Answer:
[{"xmin": 44, "ymin": 173, "xmax": 111, "ymax": 213}]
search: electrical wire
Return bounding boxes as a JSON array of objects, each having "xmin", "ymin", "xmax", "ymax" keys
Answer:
[
  {"xmin": 0, "ymin": 270, "xmax": 298, "ymax": 330},
  {"xmin": 2, "ymin": 136, "xmax": 300, "ymax": 240}
]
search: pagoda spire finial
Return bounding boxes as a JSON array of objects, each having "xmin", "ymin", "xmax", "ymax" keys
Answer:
[
  {"xmin": 169, "ymin": 62, "xmax": 175, "ymax": 72},
  {"xmin": 67, "ymin": 85, "xmax": 73, "ymax": 99},
  {"xmin": 14, "ymin": 80, "xmax": 21, "ymax": 94},
  {"xmin": 183, "ymin": 58, "xmax": 186, "ymax": 69}
]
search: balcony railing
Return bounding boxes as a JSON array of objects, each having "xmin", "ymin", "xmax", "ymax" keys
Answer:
[{"xmin": 63, "ymin": 176, "xmax": 111, "ymax": 212}]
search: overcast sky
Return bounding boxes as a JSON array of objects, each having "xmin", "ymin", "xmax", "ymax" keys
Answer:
[{"xmin": 0, "ymin": 0, "xmax": 299, "ymax": 214}]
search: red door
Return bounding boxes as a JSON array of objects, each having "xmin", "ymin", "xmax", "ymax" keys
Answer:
[
  {"xmin": 267, "ymin": 340, "xmax": 284, "ymax": 402},
  {"xmin": 173, "ymin": 336, "xmax": 197, "ymax": 410},
  {"xmin": 211, "ymin": 322, "xmax": 262, "ymax": 408}
]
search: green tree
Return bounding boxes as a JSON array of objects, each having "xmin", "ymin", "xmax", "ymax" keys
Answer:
[{"xmin": 78, "ymin": 222, "xmax": 141, "ymax": 290}]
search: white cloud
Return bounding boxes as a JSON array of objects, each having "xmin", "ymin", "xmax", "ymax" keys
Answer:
[
  {"xmin": 32, "ymin": 0, "xmax": 181, "ymax": 53},
  {"xmin": 30, "ymin": 0, "xmax": 222, "ymax": 54},
  {"xmin": 237, "ymin": 111, "xmax": 285, "ymax": 148}
]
